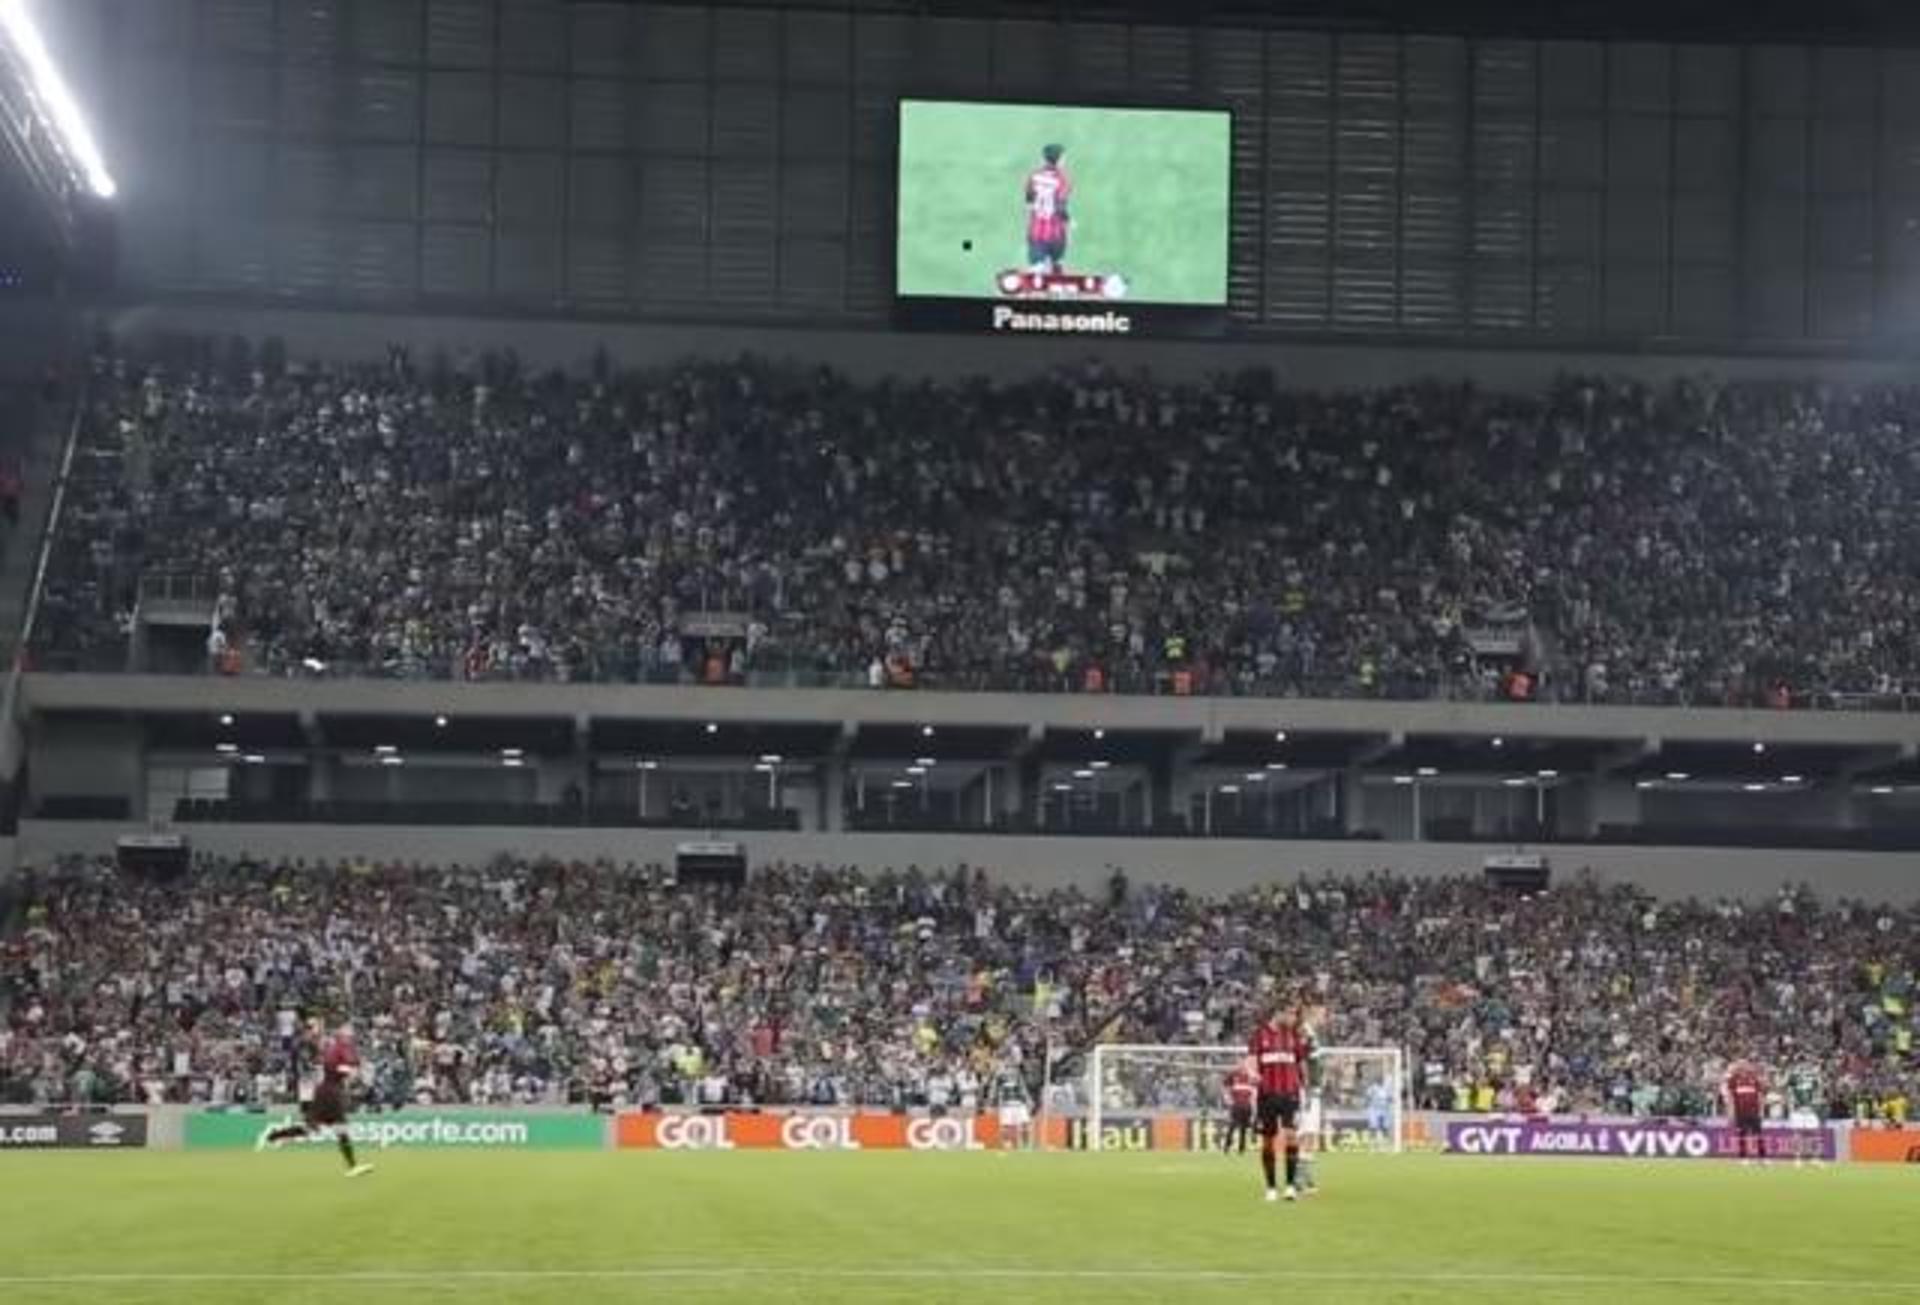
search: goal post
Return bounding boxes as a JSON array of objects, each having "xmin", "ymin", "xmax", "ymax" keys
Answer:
[{"xmin": 1085, "ymin": 1043, "xmax": 1406, "ymax": 1154}]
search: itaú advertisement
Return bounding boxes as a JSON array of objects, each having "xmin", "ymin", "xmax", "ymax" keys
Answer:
[{"xmin": 617, "ymin": 1112, "xmax": 1005, "ymax": 1151}]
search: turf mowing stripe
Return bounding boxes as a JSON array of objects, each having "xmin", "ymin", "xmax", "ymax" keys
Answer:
[{"xmin": 2, "ymin": 1269, "xmax": 1918, "ymax": 1292}]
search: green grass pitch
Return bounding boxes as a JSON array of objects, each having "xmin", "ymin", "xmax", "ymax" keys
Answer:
[
  {"xmin": 1, "ymin": 1151, "xmax": 1914, "ymax": 1304},
  {"xmin": 895, "ymin": 101, "xmax": 1231, "ymax": 304}
]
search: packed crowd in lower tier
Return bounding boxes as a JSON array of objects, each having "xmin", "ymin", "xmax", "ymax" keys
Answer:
[
  {"xmin": 35, "ymin": 337, "xmax": 1920, "ymax": 706},
  {"xmin": 1, "ymin": 857, "xmax": 1913, "ymax": 1122}
]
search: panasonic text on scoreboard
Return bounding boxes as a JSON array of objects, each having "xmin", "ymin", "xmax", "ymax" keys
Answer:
[{"xmin": 989, "ymin": 305, "xmax": 1133, "ymax": 334}]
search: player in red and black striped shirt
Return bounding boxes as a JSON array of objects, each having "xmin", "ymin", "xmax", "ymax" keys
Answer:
[
  {"xmin": 1724, "ymin": 1060, "xmax": 1767, "ymax": 1163},
  {"xmin": 258, "ymin": 1023, "xmax": 374, "ymax": 1178},
  {"xmin": 1246, "ymin": 1003, "xmax": 1314, "ymax": 1201},
  {"xmin": 1221, "ymin": 1066, "xmax": 1257, "ymax": 1155}
]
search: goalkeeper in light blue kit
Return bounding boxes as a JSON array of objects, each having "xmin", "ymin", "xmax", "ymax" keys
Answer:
[{"xmin": 1366, "ymin": 1077, "xmax": 1394, "ymax": 1141}]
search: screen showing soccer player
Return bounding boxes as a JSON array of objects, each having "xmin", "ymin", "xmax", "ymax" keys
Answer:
[{"xmin": 895, "ymin": 100, "xmax": 1231, "ymax": 309}]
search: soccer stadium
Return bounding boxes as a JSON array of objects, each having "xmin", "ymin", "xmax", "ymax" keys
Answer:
[{"xmin": 2, "ymin": 0, "xmax": 1919, "ymax": 1301}]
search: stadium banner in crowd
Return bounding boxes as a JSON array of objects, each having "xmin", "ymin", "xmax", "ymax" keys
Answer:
[
  {"xmin": 616, "ymin": 1111, "xmax": 1003, "ymax": 1151},
  {"xmin": 1847, "ymin": 1129, "xmax": 1920, "ymax": 1163},
  {"xmin": 185, "ymin": 1110, "xmax": 601, "ymax": 1151},
  {"xmin": 0, "ymin": 1113, "xmax": 148, "ymax": 1149},
  {"xmin": 1445, "ymin": 1118, "xmax": 1835, "ymax": 1161}
]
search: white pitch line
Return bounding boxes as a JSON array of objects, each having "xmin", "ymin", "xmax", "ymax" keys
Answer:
[{"xmin": 1, "ymin": 1268, "xmax": 1917, "ymax": 1293}]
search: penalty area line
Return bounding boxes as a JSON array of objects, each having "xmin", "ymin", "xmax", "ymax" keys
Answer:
[{"xmin": 1, "ymin": 1269, "xmax": 1918, "ymax": 1293}]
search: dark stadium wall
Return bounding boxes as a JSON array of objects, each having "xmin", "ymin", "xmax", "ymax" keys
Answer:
[
  {"xmin": 15, "ymin": 819, "xmax": 1920, "ymax": 903},
  {"xmin": 99, "ymin": 303, "xmax": 1920, "ymax": 390}
]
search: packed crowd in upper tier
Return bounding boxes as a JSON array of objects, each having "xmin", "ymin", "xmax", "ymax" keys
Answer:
[
  {"xmin": 32, "ymin": 337, "xmax": 1920, "ymax": 706},
  {"xmin": 2, "ymin": 857, "xmax": 1913, "ymax": 1122}
]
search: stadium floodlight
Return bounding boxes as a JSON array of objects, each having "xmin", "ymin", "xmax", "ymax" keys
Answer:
[
  {"xmin": 1536, "ymin": 768, "xmax": 1559, "ymax": 779},
  {"xmin": 1501, "ymin": 776, "xmax": 1529, "ymax": 787},
  {"xmin": 218, "ymin": 714, "xmax": 235, "ymax": 727},
  {"xmin": 1072, "ymin": 768, "xmax": 1094, "ymax": 779},
  {"xmin": 434, "ymin": 715, "xmax": 448, "ymax": 728},
  {"xmin": 1743, "ymin": 782, "xmax": 1767, "ymax": 792},
  {"xmin": 242, "ymin": 754, "xmax": 266, "ymax": 765},
  {"xmin": 1781, "ymin": 774, "xmax": 1804, "ymax": 784},
  {"xmin": 1665, "ymin": 771, "xmax": 1690, "ymax": 781},
  {"xmin": 1092, "ymin": 728, "xmax": 1105, "ymax": 740},
  {"xmin": 1752, "ymin": 741, "xmax": 1767, "ymax": 754},
  {"xmin": 1491, "ymin": 736, "xmax": 1505, "ymax": 748},
  {"xmin": 215, "ymin": 742, "xmax": 238, "ymax": 754},
  {"xmin": 1274, "ymin": 730, "xmax": 1288, "ymax": 741},
  {"xmin": 1265, "ymin": 761, "xmax": 1287, "ymax": 771},
  {"xmin": 914, "ymin": 756, "xmax": 936, "ymax": 767},
  {"xmin": 0, "ymin": 0, "xmax": 116, "ymax": 198},
  {"xmin": 1089, "ymin": 760, "xmax": 1111, "ymax": 770},
  {"xmin": 1415, "ymin": 766, "xmax": 1438, "ymax": 777},
  {"xmin": 1871, "ymin": 785, "xmax": 1895, "ymax": 796},
  {"xmin": 760, "ymin": 753, "xmax": 784, "ymax": 764}
]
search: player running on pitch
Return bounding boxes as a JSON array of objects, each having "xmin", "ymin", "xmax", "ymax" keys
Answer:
[
  {"xmin": 1023, "ymin": 143, "xmax": 1071, "ymax": 275},
  {"xmin": 1724, "ymin": 1058, "xmax": 1767, "ymax": 1165},
  {"xmin": 1246, "ymin": 1001, "xmax": 1314, "ymax": 1202},
  {"xmin": 258, "ymin": 1021, "xmax": 375, "ymax": 1178}
]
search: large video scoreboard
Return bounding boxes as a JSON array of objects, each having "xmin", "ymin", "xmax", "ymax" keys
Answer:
[{"xmin": 894, "ymin": 98, "xmax": 1232, "ymax": 338}]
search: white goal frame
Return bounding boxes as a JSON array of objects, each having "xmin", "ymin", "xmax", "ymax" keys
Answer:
[{"xmin": 1085, "ymin": 1043, "xmax": 1406, "ymax": 1153}]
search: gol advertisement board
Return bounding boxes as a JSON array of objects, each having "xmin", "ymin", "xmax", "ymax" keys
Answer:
[
  {"xmin": 617, "ymin": 1111, "xmax": 1002, "ymax": 1151},
  {"xmin": 1849, "ymin": 1129, "xmax": 1920, "ymax": 1163}
]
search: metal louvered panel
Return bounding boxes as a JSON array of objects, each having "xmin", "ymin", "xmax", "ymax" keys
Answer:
[
  {"xmin": 499, "ymin": 76, "xmax": 566, "ymax": 149},
  {"xmin": 267, "ymin": 222, "xmax": 329, "ymax": 293},
  {"xmin": 569, "ymin": 4, "xmax": 631, "ymax": 78},
  {"xmin": 1331, "ymin": 255, "xmax": 1395, "ymax": 329},
  {"xmin": 499, "ymin": 0, "xmax": 565, "ymax": 72},
  {"xmin": 567, "ymin": 236, "xmax": 632, "ymax": 303},
  {"xmin": 1811, "ymin": 271, "xmax": 1872, "ymax": 338},
  {"xmin": 352, "ymin": 0, "xmax": 422, "ymax": 62},
  {"xmin": 276, "ymin": 144, "xmax": 342, "ymax": 215},
  {"xmin": 991, "ymin": 20, "xmax": 1060, "ymax": 93},
  {"xmin": 1337, "ymin": 36, "xmax": 1397, "ymax": 111},
  {"xmin": 1749, "ymin": 119, "xmax": 1806, "ymax": 193},
  {"xmin": 1671, "ymin": 264, "xmax": 1735, "ymax": 337},
  {"xmin": 280, "ymin": 62, "xmax": 336, "ymax": 134},
  {"xmin": 1606, "ymin": 189, "xmax": 1668, "ymax": 264},
  {"xmin": 712, "ymin": 7, "xmax": 777, "ymax": 80},
  {"xmin": 1814, "ymin": 48, "xmax": 1875, "ymax": 120},
  {"xmin": 1539, "ymin": 118, "xmax": 1601, "ymax": 186},
  {"xmin": 1609, "ymin": 44, "xmax": 1670, "ymax": 115},
  {"xmin": 922, "ymin": 17, "xmax": 990, "ymax": 85},
  {"xmin": 1401, "ymin": 261, "xmax": 1463, "ymax": 328},
  {"xmin": 1535, "ymin": 261, "xmax": 1598, "ymax": 334},
  {"xmin": 1403, "ymin": 114, "xmax": 1464, "ymax": 179},
  {"xmin": 1335, "ymin": 175, "xmax": 1396, "ymax": 254},
  {"xmin": 344, "ymin": 146, "xmax": 419, "ymax": 219},
  {"xmin": 634, "ymin": 235, "xmax": 708, "ymax": 304},
  {"xmin": 127, "ymin": 0, "xmax": 195, "ymax": 51},
  {"xmin": 203, "ymin": 0, "xmax": 274, "ymax": 55},
  {"xmin": 635, "ymin": 82, "xmax": 710, "ymax": 155},
  {"xmin": 1067, "ymin": 22, "xmax": 1129, "ymax": 91},
  {"xmin": 347, "ymin": 69, "xmax": 421, "ymax": 141},
  {"xmin": 200, "ymin": 61, "xmax": 274, "ymax": 131},
  {"xmin": 122, "ymin": 217, "xmax": 195, "ymax": 291},
  {"xmin": 1473, "ymin": 41, "xmax": 1532, "ymax": 112},
  {"xmin": 639, "ymin": 158, "xmax": 710, "ymax": 233},
  {"xmin": 1403, "ymin": 186, "xmax": 1463, "ymax": 256},
  {"xmin": 426, "ymin": 0, "xmax": 490, "ymax": 67},
  {"xmin": 1813, "ymin": 197, "xmax": 1873, "ymax": 267},
  {"xmin": 493, "ymin": 228, "xmax": 562, "ymax": 301},
  {"xmin": 1673, "ymin": 194, "xmax": 1734, "ymax": 263},
  {"xmin": 572, "ymin": 79, "xmax": 630, "ymax": 152},
  {"xmin": 277, "ymin": 1, "xmax": 340, "ymax": 61},
  {"xmin": 1675, "ymin": 46, "xmax": 1736, "ymax": 115},
  {"xmin": 1133, "ymin": 27, "xmax": 1193, "ymax": 95},
  {"xmin": 712, "ymin": 83, "xmax": 778, "ymax": 157},
  {"xmin": 493, "ymin": 153, "xmax": 564, "ymax": 226},
  {"xmin": 423, "ymin": 149, "xmax": 492, "ymax": 221},
  {"xmin": 1268, "ymin": 178, "xmax": 1329, "ymax": 249},
  {"xmin": 708, "ymin": 235, "xmax": 776, "ymax": 306},
  {"xmin": 1814, "ymin": 121, "xmax": 1873, "ymax": 195},
  {"xmin": 1404, "ymin": 36, "xmax": 1464, "ymax": 105},
  {"xmin": 1268, "ymin": 31, "xmax": 1331, "ymax": 101},
  {"xmin": 1265, "ymin": 257, "xmax": 1330, "ymax": 327},
  {"xmin": 1604, "ymin": 264, "xmax": 1663, "ymax": 336},
  {"xmin": 1201, "ymin": 28, "xmax": 1262, "ymax": 97},
  {"xmin": 783, "ymin": 89, "xmax": 848, "ymax": 160},
  {"xmin": 569, "ymin": 157, "xmax": 636, "ymax": 231},
  {"xmin": 421, "ymin": 224, "xmax": 490, "ymax": 296},
  {"xmin": 786, "ymin": 11, "xmax": 849, "ymax": 85},
  {"xmin": 711, "ymin": 161, "xmax": 775, "ymax": 235},
  {"xmin": 426, "ymin": 71, "xmax": 492, "ymax": 145},
  {"xmin": 1469, "ymin": 260, "xmax": 1530, "ymax": 330},
  {"xmin": 1608, "ymin": 116, "xmax": 1669, "ymax": 190},
  {"xmin": 202, "ymin": 135, "xmax": 273, "ymax": 212},
  {"xmin": 779, "ymin": 237, "xmax": 845, "ymax": 309},
  {"xmin": 782, "ymin": 162, "xmax": 848, "ymax": 235},
  {"xmin": 340, "ymin": 222, "xmax": 416, "ymax": 297},
  {"xmin": 1541, "ymin": 43, "xmax": 1603, "ymax": 113},
  {"xmin": 1749, "ymin": 47, "xmax": 1808, "ymax": 116},
  {"xmin": 1537, "ymin": 189, "xmax": 1600, "ymax": 262},
  {"xmin": 638, "ymin": 5, "xmax": 708, "ymax": 80},
  {"xmin": 1675, "ymin": 120, "xmax": 1736, "ymax": 193}
]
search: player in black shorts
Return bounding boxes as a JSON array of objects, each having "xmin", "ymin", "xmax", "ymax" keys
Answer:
[{"xmin": 258, "ymin": 1022, "xmax": 373, "ymax": 1177}]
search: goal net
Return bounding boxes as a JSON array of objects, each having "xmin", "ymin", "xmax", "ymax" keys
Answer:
[{"xmin": 1085, "ymin": 1044, "xmax": 1405, "ymax": 1154}]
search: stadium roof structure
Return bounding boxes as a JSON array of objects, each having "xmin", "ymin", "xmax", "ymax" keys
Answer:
[{"xmin": 700, "ymin": 0, "xmax": 1920, "ymax": 45}]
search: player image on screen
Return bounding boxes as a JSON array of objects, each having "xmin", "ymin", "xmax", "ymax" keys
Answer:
[{"xmin": 1025, "ymin": 144, "xmax": 1071, "ymax": 274}]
